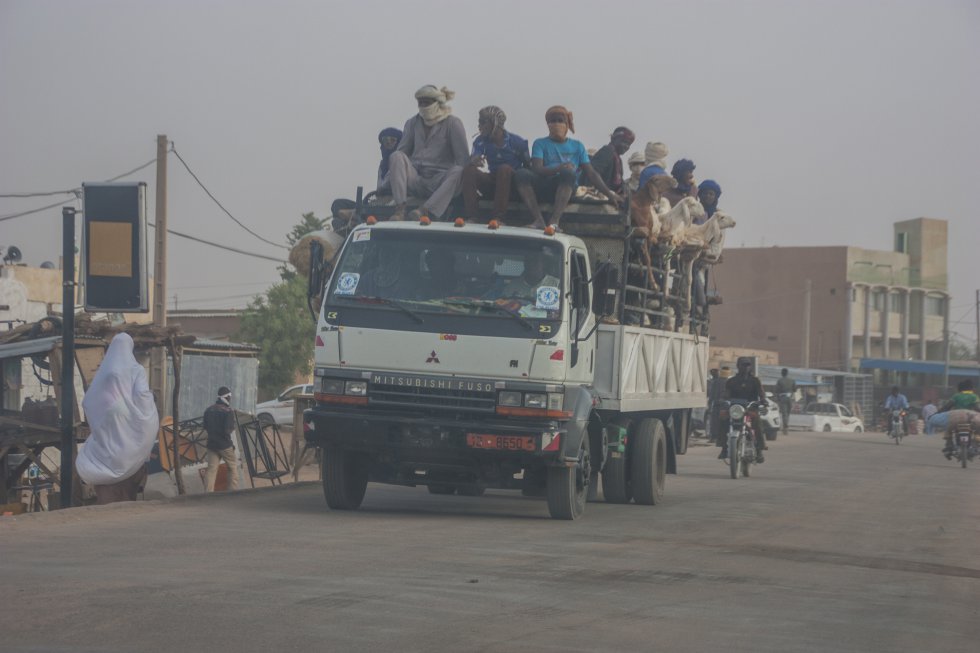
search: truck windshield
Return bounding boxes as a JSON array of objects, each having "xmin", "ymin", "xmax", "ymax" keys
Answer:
[{"xmin": 325, "ymin": 228, "xmax": 564, "ymax": 322}]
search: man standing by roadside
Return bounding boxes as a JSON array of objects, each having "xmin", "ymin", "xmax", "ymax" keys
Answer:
[
  {"xmin": 203, "ymin": 386, "xmax": 241, "ymax": 492},
  {"xmin": 775, "ymin": 368, "xmax": 796, "ymax": 435}
]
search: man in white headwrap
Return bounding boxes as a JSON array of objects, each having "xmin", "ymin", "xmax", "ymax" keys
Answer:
[
  {"xmin": 76, "ymin": 333, "xmax": 160, "ymax": 504},
  {"xmin": 388, "ymin": 85, "xmax": 469, "ymax": 221}
]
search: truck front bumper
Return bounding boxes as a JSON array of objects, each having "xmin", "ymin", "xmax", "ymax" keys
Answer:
[{"xmin": 303, "ymin": 405, "xmax": 568, "ymax": 465}]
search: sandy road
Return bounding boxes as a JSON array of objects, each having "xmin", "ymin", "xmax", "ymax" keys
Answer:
[{"xmin": 1, "ymin": 429, "xmax": 977, "ymax": 653}]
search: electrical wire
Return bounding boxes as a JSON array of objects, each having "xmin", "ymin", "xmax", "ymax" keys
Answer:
[
  {"xmin": 170, "ymin": 144, "xmax": 288, "ymax": 250},
  {"xmin": 0, "ymin": 190, "xmax": 77, "ymax": 198},
  {"xmin": 147, "ymin": 222, "xmax": 287, "ymax": 263},
  {"xmin": 0, "ymin": 156, "xmax": 156, "ymax": 222},
  {"xmin": 0, "ymin": 198, "xmax": 78, "ymax": 222}
]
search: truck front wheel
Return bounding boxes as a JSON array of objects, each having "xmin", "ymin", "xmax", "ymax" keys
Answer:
[
  {"xmin": 322, "ymin": 446, "xmax": 369, "ymax": 510},
  {"xmin": 547, "ymin": 439, "xmax": 590, "ymax": 520},
  {"xmin": 631, "ymin": 418, "xmax": 666, "ymax": 505}
]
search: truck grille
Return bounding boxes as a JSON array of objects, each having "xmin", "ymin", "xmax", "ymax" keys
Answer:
[{"xmin": 370, "ymin": 384, "xmax": 496, "ymax": 413}]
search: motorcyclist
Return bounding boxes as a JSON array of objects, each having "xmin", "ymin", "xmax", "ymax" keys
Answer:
[
  {"xmin": 774, "ymin": 368, "xmax": 796, "ymax": 435},
  {"xmin": 718, "ymin": 357, "xmax": 768, "ymax": 462},
  {"xmin": 937, "ymin": 379, "xmax": 980, "ymax": 457},
  {"xmin": 883, "ymin": 386, "xmax": 910, "ymax": 435}
]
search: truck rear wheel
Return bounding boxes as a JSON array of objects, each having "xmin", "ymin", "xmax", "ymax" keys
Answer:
[
  {"xmin": 601, "ymin": 453, "xmax": 632, "ymax": 504},
  {"xmin": 631, "ymin": 418, "xmax": 666, "ymax": 505},
  {"xmin": 322, "ymin": 446, "xmax": 369, "ymax": 510},
  {"xmin": 547, "ymin": 439, "xmax": 590, "ymax": 520}
]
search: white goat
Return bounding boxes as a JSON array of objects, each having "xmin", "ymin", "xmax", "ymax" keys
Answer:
[
  {"xmin": 659, "ymin": 197, "xmax": 705, "ymax": 247},
  {"xmin": 681, "ymin": 211, "xmax": 737, "ymax": 262}
]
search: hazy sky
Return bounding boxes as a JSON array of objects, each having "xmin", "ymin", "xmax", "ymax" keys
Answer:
[{"xmin": 2, "ymin": 0, "xmax": 978, "ymax": 342}]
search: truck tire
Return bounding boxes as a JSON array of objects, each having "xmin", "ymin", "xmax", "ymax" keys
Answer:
[
  {"xmin": 546, "ymin": 439, "xmax": 590, "ymax": 520},
  {"xmin": 322, "ymin": 446, "xmax": 369, "ymax": 510},
  {"xmin": 631, "ymin": 418, "xmax": 666, "ymax": 505},
  {"xmin": 457, "ymin": 484, "xmax": 485, "ymax": 497},
  {"xmin": 427, "ymin": 484, "xmax": 456, "ymax": 495},
  {"xmin": 672, "ymin": 410, "xmax": 690, "ymax": 455},
  {"xmin": 601, "ymin": 453, "xmax": 632, "ymax": 504}
]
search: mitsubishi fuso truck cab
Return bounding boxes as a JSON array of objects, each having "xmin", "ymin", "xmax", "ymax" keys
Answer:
[{"xmin": 304, "ymin": 214, "xmax": 709, "ymax": 519}]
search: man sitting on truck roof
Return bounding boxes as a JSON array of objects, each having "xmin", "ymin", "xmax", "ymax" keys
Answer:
[
  {"xmin": 587, "ymin": 127, "xmax": 635, "ymax": 194},
  {"xmin": 663, "ymin": 158, "xmax": 699, "ymax": 207},
  {"xmin": 376, "ymin": 127, "xmax": 402, "ymax": 193},
  {"xmin": 462, "ymin": 106, "xmax": 529, "ymax": 224},
  {"xmin": 697, "ymin": 179, "xmax": 722, "ymax": 225},
  {"xmin": 514, "ymin": 105, "xmax": 624, "ymax": 230},
  {"xmin": 388, "ymin": 85, "xmax": 470, "ymax": 222}
]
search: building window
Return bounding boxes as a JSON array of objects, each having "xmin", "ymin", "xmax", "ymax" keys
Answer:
[
  {"xmin": 872, "ymin": 290, "xmax": 885, "ymax": 311},
  {"xmin": 889, "ymin": 292, "xmax": 903, "ymax": 313},
  {"xmin": 925, "ymin": 296, "xmax": 944, "ymax": 316},
  {"xmin": 895, "ymin": 232, "xmax": 908, "ymax": 253}
]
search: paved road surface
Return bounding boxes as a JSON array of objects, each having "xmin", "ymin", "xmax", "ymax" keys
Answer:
[{"xmin": 2, "ymin": 430, "xmax": 978, "ymax": 652}]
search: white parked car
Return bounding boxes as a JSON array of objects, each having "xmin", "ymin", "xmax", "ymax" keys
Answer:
[
  {"xmin": 789, "ymin": 402, "xmax": 864, "ymax": 433},
  {"xmin": 762, "ymin": 393, "xmax": 782, "ymax": 440},
  {"xmin": 255, "ymin": 383, "xmax": 313, "ymax": 425}
]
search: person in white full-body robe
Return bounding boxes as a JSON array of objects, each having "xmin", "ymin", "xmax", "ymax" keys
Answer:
[{"xmin": 76, "ymin": 333, "xmax": 160, "ymax": 504}]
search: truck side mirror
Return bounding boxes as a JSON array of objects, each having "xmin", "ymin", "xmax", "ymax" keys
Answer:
[{"xmin": 307, "ymin": 240, "xmax": 325, "ymax": 299}]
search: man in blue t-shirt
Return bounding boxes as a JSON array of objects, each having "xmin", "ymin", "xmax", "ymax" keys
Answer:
[
  {"xmin": 461, "ymin": 105, "xmax": 529, "ymax": 223},
  {"xmin": 514, "ymin": 105, "xmax": 624, "ymax": 229}
]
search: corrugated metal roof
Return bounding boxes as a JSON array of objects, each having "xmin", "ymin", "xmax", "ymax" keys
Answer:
[
  {"xmin": 185, "ymin": 338, "xmax": 259, "ymax": 352},
  {"xmin": 859, "ymin": 358, "xmax": 980, "ymax": 377},
  {"xmin": 0, "ymin": 336, "xmax": 61, "ymax": 359}
]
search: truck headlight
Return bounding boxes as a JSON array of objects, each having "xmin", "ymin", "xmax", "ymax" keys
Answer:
[
  {"xmin": 547, "ymin": 393, "xmax": 564, "ymax": 412},
  {"xmin": 321, "ymin": 379, "xmax": 345, "ymax": 395},
  {"xmin": 498, "ymin": 391, "xmax": 522, "ymax": 407},
  {"xmin": 345, "ymin": 380, "xmax": 368, "ymax": 396},
  {"xmin": 524, "ymin": 393, "xmax": 547, "ymax": 408}
]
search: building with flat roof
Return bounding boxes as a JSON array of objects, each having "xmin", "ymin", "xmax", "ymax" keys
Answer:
[{"xmin": 709, "ymin": 218, "xmax": 969, "ymax": 392}]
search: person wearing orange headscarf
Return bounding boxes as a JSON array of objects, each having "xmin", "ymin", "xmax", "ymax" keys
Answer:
[{"xmin": 514, "ymin": 105, "xmax": 623, "ymax": 229}]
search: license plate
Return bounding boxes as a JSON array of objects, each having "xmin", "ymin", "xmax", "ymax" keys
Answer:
[{"xmin": 466, "ymin": 434, "xmax": 536, "ymax": 452}]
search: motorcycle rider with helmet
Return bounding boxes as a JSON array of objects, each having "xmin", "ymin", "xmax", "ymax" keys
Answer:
[{"xmin": 718, "ymin": 357, "xmax": 768, "ymax": 462}]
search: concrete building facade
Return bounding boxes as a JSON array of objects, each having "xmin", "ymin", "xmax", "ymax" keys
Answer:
[{"xmin": 710, "ymin": 218, "xmax": 959, "ymax": 388}]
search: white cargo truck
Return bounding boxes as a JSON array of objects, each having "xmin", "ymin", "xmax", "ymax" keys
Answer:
[{"xmin": 303, "ymin": 204, "xmax": 709, "ymax": 519}]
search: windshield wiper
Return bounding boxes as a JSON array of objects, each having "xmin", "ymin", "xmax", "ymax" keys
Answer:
[
  {"xmin": 335, "ymin": 295, "xmax": 425, "ymax": 324},
  {"xmin": 439, "ymin": 298, "xmax": 534, "ymax": 331}
]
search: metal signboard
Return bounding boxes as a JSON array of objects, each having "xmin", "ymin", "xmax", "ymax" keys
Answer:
[{"xmin": 82, "ymin": 182, "xmax": 149, "ymax": 312}]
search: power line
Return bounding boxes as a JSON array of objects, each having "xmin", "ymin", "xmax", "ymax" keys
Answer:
[
  {"xmin": 170, "ymin": 144, "xmax": 288, "ymax": 250},
  {"xmin": 0, "ymin": 156, "xmax": 156, "ymax": 222},
  {"xmin": 0, "ymin": 198, "xmax": 78, "ymax": 222},
  {"xmin": 0, "ymin": 189, "xmax": 77, "ymax": 198},
  {"xmin": 148, "ymin": 222, "xmax": 287, "ymax": 263}
]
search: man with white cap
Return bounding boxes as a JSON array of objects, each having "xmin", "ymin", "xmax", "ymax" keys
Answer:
[
  {"xmin": 388, "ymin": 85, "xmax": 469, "ymax": 221},
  {"xmin": 626, "ymin": 151, "xmax": 646, "ymax": 192}
]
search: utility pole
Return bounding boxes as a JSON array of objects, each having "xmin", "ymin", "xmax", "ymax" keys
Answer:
[
  {"xmin": 150, "ymin": 135, "xmax": 168, "ymax": 412},
  {"xmin": 975, "ymin": 289, "xmax": 979, "ymax": 368},
  {"xmin": 60, "ymin": 207, "xmax": 77, "ymax": 508},
  {"xmin": 802, "ymin": 279, "xmax": 812, "ymax": 368}
]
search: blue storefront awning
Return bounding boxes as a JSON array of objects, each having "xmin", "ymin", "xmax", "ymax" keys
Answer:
[{"xmin": 859, "ymin": 358, "xmax": 980, "ymax": 378}]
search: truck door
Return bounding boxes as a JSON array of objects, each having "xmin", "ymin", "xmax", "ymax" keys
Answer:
[{"xmin": 568, "ymin": 249, "xmax": 595, "ymax": 382}]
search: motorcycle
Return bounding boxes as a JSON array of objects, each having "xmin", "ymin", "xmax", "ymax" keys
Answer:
[
  {"xmin": 949, "ymin": 424, "xmax": 979, "ymax": 469},
  {"xmin": 719, "ymin": 399, "xmax": 768, "ymax": 479},
  {"xmin": 887, "ymin": 409, "xmax": 906, "ymax": 444}
]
